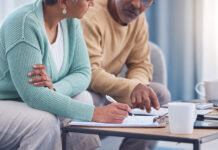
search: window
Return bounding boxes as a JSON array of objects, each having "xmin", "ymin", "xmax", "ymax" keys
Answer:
[{"xmin": 202, "ymin": 0, "xmax": 218, "ymax": 81}]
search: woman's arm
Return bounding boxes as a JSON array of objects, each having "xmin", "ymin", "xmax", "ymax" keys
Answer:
[{"xmin": 7, "ymin": 41, "xmax": 94, "ymax": 121}]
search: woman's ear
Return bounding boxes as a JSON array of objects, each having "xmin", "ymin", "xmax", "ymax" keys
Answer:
[{"xmin": 57, "ymin": 0, "xmax": 67, "ymax": 9}]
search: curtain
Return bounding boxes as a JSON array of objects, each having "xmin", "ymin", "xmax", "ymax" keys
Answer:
[
  {"xmin": 146, "ymin": 0, "xmax": 204, "ymax": 100},
  {"xmin": 202, "ymin": 0, "xmax": 218, "ymax": 81},
  {"xmin": 0, "ymin": 0, "xmax": 33, "ymax": 22}
]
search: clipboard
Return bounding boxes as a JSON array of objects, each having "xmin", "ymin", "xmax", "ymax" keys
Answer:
[{"xmin": 68, "ymin": 116, "xmax": 168, "ymax": 128}]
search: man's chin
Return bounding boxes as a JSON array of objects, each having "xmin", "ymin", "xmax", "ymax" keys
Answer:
[{"xmin": 122, "ymin": 17, "xmax": 137, "ymax": 24}]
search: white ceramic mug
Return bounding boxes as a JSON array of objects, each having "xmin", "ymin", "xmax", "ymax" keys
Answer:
[
  {"xmin": 195, "ymin": 80, "xmax": 218, "ymax": 100},
  {"xmin": 168, "ymin": 102, "xmax": 197, "ymax": 134}
]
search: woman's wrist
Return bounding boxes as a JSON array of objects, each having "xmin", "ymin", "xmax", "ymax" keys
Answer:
[{"xmin": 92, "ymin": 107, "xmax": 101, "ymax": 122}]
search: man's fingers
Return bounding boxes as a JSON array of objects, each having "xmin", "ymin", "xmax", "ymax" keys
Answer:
[
  {"xmin": 131, "ymin": 96, "xmax": 137, "ymax": 108},
  {"xmin": 136, "ymin": 94, "xmax": 143, "ymax": 109},
  {"xmin": 142, "ymin": 95, "xmax": 151, "ymax": 113},
  {"xmin": 149, "ymin": 88, "xmax": 160, "ymax": 110}
]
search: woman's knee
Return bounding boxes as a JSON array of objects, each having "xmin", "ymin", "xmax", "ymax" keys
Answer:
[{"xmin": 24, "ymin": 110, "xmax": 60, "ymax": 139}]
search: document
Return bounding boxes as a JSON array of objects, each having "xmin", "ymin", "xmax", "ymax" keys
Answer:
[{"xmin": 69, "ymin": 116, "xmax": 161, "ymax": 127}]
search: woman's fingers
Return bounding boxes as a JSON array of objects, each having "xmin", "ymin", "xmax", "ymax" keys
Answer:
[
  {"xmin": 28, "ymin": 64, "xmax": 46, "ymax": 77},
  {"xmin": 92, "ymin": 103, "xmax": 130, "ymax": 124},
  {"xmin": 28, "ymin": 69, "xmax": 46, "ymax": 77},
  {"xmin": 34, "ymin": 81, "xmax": 50, "ymax": 87},
  {"xmin": 33, "ymin": 64, "xmax": 46, "ymax": 69},
  {"xmin": 115, "ymin": 103, "xmax": 131, "ymax": 112},
  {"xmin": 29, "ymin": 75, "xmax": 48, "ymax": 83},
  {"xmin": 28, "ymin": 64, "xmax": 54, "ymax": 90}
]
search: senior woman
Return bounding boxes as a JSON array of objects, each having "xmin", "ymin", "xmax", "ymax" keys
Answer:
[{"xmin": 0, "ymin": 0, "xmax": 131, "ymax": 149}]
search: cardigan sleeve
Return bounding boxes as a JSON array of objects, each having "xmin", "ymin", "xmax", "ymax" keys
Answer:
[
  {"xmin": 6, "ymin": 41, "xmax": 94, "ymax": 121},
  {"xmin": 53, "ymin": 22, "xmax": 91, "ymax": 97}
]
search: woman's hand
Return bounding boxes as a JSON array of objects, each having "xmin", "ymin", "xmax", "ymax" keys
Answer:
[
  {"xmin": 92, "ymin": 103, "xmax": 131, "ymax": 123},
  {"xmin": 28, "ymin": 64, "xmax": 55, "ymax": 91}
]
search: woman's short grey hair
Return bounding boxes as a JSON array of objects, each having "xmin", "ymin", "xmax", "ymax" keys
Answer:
[
  {"xmin": 44, "ymin": 0, "xmax": 75, "ymax": 5},
  {"xmin": 44, "ymin": 0, "xmax": 58, "ymax": 5}
]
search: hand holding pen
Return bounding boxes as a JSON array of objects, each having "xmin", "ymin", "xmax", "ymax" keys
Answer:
[
  {"xmin": 92, "ymin": 95, "xmax": 131, "ymax": 123},
  {"xmin": 106, "ymin": 95, "xmax": 135, "ymax": 116}
]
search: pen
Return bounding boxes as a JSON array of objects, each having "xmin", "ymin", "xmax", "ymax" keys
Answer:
[
  {"xmin": 153, "ymin": 113, "xmax": 168, "ymax": 123},
  {"xmin": 105, "ymin": 95, "xmax": 118, "ymax": 103},
  {"xmin": 105, "ymin": 95, "xmax": 135, "ymax": 116}
]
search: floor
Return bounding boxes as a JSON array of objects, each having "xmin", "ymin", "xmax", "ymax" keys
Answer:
[{"xmin": 96, "ymin": 137, "xmax": 218, "ymax": 150}]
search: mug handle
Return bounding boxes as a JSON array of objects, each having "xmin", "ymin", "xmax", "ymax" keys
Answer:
[{"xmin": 195, "ymin": 82, "xmax": 205, "ymax": 97}]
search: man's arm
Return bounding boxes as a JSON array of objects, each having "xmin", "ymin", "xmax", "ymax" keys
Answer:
[{"xmin": 125, "ymin": 15, "xmax": 160, "ymax": 111}]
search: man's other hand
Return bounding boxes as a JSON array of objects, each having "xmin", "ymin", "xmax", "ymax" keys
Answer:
[{"xmin": 131, "ymin": 83, "xmax": 160, "ymax": 113}]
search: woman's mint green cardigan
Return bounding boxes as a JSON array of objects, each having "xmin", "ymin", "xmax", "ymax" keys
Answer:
[{"xmin": 0, "ymin": 0, "xmax": 94, "ymax": 121}]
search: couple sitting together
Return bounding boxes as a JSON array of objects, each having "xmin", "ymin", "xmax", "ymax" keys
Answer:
[{"xmin": 0, "ymin": 0, "xmax": 170, "ymax": 149}]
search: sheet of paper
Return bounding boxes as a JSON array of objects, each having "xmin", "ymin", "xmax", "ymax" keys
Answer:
[
  {"xmin": 131, "ymin": 107, "xmax": 168, "ymax": 116},
  {"xmin": 69, "ymin": 116, "xmax": 159, "ymax": 127},
  {"xmin": 197, "ymin": 109, "xmax": 213, "ymax": 115}
]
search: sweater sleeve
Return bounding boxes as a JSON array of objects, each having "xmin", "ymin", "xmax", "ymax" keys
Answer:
[
  {"xmin": 81, "ymin": 18, "xmax": 140, "ymax": 105},
  {"xmin": 53, "ymin": 22, "xmax": 91, "ymax": 97},
  {"xmin": 6, "ymin": 42, "xmax": 94, "ymax": 121},
  {"xmin": 125, "ymin": 15, "xmax": 153, "ymax": 84}
]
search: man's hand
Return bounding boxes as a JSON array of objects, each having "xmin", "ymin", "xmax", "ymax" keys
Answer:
[
  {"xmin": 28, "ymin": 64, "xmax": 55, "ymax": 91},
  {"xmin": 92, "ymin": 103, "xmax": 131, "ymax": 123},
  {"xmin": 131, "ymin": 83, "xmax": 160, "ymax": 112}
]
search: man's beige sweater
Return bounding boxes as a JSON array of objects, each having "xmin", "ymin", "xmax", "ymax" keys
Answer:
[{"xmin": 81, "ymin": 0, "xmax": 153, "ymax": 105}]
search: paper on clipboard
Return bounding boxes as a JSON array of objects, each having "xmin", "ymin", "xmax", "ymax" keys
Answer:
[{"xmin": 69, "ymin": 116, "xmax": 166, "ymax": 128}]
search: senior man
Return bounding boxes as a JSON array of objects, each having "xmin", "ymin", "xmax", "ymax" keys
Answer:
[{"xmin": 81, "ymin": 0, "xmax": 171, "ymax": 150}]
